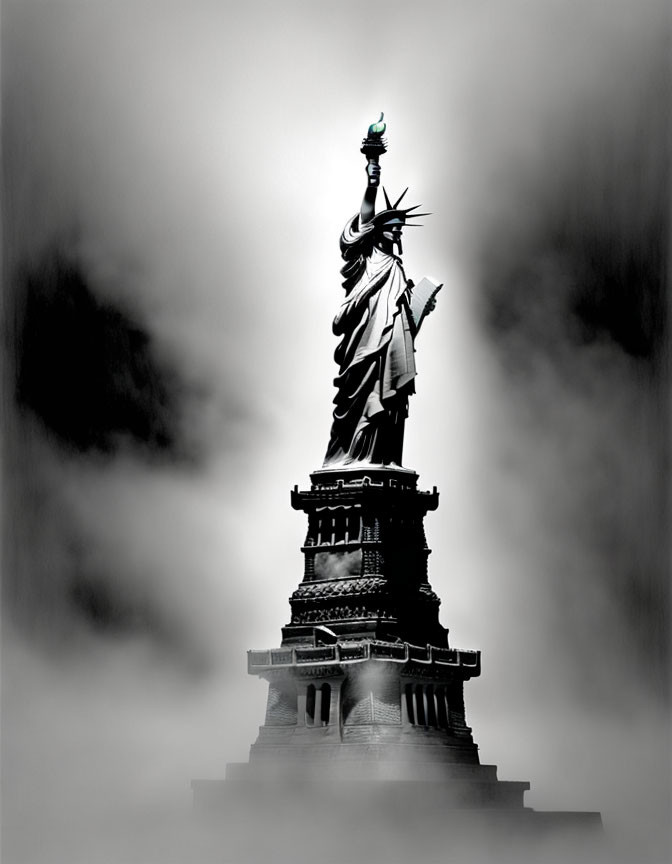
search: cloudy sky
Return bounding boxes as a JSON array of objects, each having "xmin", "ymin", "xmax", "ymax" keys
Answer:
[{"xmin": 3, "ymin": 1, "xmax": 669, "ymax": 862}]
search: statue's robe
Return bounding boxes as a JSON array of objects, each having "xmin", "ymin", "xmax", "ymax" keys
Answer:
[{"xmin": 324, "ymin": 215, "xmax": 417, "ymax": 466}]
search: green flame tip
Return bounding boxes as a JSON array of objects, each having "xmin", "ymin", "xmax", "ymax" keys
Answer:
[{"xmin": 368, "ymin": 112, "xmax": 386, "ymax": 136}]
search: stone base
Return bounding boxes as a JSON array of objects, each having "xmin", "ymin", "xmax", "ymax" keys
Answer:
[
  {"xmin": 227, "ymin": 760, "xmax": 529, "ymax": 808},
  {"xmin": 192, "ymin": 774, "xmax": 603, "ymax": 864},
  {"xmin": 250, "ymin": 722, "xmax": 480, "ymax": 766}
]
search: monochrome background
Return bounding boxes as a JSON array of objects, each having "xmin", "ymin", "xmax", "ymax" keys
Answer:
[{"xmin": 3, "ymin": 1, "xmax": 669, "ymax": 862}]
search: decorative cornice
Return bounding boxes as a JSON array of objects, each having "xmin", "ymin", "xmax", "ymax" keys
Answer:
[
  {"xmin": 248, "ymin": 641, "xmax": 481, "ymax": 678},
  {"xmin": 418, "ymin": 583, "xmax": 440, "ymax": 603},
  {"xmin": 291, "ymin": 577, "xmax": 387, "ymax": 601}
]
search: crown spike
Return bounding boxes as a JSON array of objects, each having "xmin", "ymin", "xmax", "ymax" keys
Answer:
[
  {"xmin": 382, "ymin": 187, "xmax": 392, "ymax": 210},
  {"xmin": 393, "ymin": 187, "xmax": 409, "ymax": 208}
]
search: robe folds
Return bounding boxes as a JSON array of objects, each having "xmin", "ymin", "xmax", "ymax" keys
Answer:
[{"xmin": 324, "ymin": 215, "xmax": 417, "ymax": 466}]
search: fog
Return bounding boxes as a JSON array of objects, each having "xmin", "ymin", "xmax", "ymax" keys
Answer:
[{"xmin": 2, "ymin": 1, "xmax": 669, "ymax": 862}]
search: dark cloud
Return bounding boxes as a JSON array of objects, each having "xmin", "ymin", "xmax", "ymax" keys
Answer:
[
  {"xmin": 476, "ymin": 91, "xmax": 668, "ymax": 371},
  {"xmin": 14, "ymin": 249, "xmax": 195, "ymax": 460}
]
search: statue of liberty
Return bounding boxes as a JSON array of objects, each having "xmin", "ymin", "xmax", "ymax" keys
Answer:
[{"xmin": 324, "ymin": 114, "xmax": 441, "ymax": 467}]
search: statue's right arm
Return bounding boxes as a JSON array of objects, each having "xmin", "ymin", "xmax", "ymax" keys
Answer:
[{"xmin": 360, "ymin": 161, "xmax": 380, "ymax": 224}]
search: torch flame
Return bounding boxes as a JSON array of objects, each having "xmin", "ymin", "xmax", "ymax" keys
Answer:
[{"xmin": 368, "ymin": 112, "xmax": 386, "ymax": 136}]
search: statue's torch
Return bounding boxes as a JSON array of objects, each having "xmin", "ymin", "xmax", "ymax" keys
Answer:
[{"xmin": 360, "ymin": 112, "xmax": 387, "ymax": 187}]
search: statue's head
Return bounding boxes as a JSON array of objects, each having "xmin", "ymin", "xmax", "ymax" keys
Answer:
[
  {"xmin": 371, "ymin": 188, "xmax": 428, "ymax": 256},
  {"xmin": 373, "ymin": 213, "xmax": 406, "ymax": 255}
]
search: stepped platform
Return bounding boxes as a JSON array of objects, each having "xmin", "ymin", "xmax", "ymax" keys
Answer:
[{"xmin": 192, "ymin": 772, "xmax": 603, "ymax": 864}]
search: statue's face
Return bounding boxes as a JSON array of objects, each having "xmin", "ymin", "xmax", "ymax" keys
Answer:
[{"xmin": 379, "ymin": 224, "xmax": 404, "ymax": 254}]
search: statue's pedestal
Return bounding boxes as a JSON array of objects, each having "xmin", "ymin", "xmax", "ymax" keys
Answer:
[{"xmin": 193, "ymin": 466, "xmax": 602, "ymax": 862}]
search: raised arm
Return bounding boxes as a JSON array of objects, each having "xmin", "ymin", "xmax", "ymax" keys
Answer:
[
  {"xmin": 360, "ymin": 162, "xmax": 380, "ymax": 224},
  {"xmin": 359, "ymin": 113, "xmax": 386, "ymax": 225}
]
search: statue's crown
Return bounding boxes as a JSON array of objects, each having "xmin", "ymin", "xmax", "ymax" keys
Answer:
[{"xmin": 372, "ymin": 187, "xmax": 430, "ymax": 228}]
